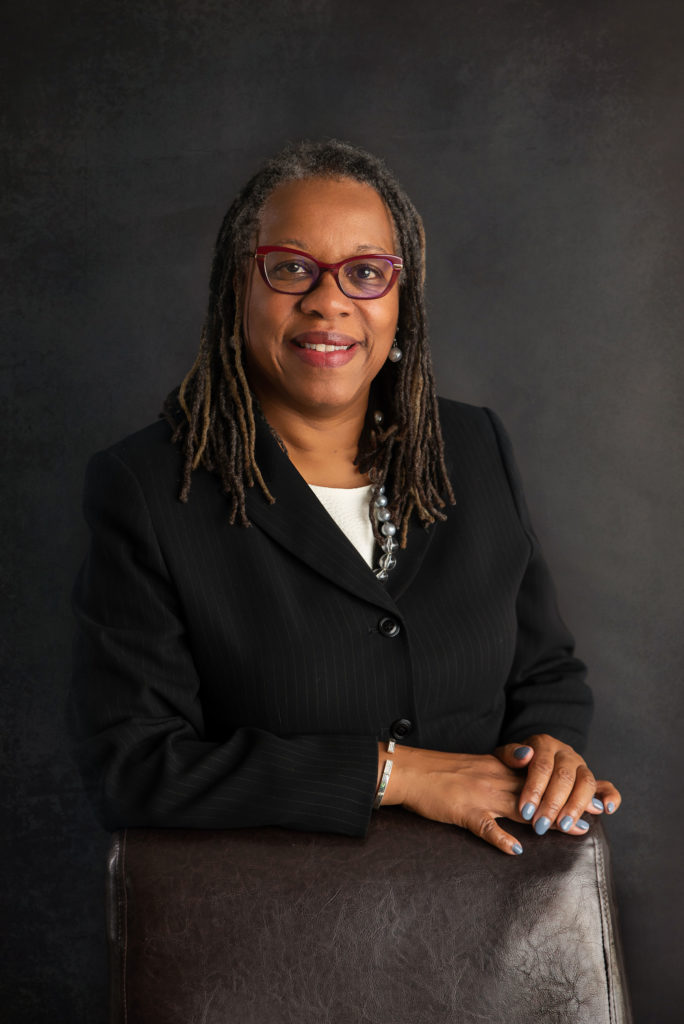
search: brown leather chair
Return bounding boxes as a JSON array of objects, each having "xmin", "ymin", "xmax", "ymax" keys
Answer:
[{"xmin": 106, "ymin": 808, "xmax": 632, "ymax": 1023}]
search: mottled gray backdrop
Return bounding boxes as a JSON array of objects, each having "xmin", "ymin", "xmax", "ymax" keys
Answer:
[{"xmin": 3, "ymin": 1, "xmax": 683, "ymax": 1020}]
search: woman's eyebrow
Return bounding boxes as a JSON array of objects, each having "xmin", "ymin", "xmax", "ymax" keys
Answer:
[
  {"xmin": 271, "ymin": 238, "xmax": 391, "ymax": 254},
  {"xmin": 271, "ymin": 237, "xmax": 308, "ymax": 248}
]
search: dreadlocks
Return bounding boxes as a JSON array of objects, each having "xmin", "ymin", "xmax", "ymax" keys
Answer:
[{"xmin": 162, "ymin": 139, "xmax": 455, "ymax": 547}]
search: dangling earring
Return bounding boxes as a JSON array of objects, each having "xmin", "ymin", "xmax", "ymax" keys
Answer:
[{"xmin": 388, "ymin": 333, "xmax": 402, "ymax": 363}]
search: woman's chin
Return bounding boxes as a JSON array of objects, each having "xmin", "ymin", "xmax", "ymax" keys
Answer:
[{"xmin": 289, "ymin": 386, "xmax": 369, "ymax": 418}]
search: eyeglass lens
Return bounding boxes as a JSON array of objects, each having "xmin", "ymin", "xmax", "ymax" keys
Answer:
[{"xmin": 263, "ymin": 252, "xmax": 396, "ymax": 298}]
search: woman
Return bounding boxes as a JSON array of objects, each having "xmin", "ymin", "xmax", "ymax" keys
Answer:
[{"xmin": 71, "ymin": 140, "xmax": 621, "ymax": 856}]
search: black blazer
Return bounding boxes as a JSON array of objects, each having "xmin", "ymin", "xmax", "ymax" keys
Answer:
[{"xmin": 70, "ymin": 399, "xmax": 592, "ymax": 837}]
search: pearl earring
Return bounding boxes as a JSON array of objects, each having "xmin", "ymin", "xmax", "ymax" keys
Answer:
[{"xmin": 388, "ymin": 334, "xmax": 402, "ymax": 363}]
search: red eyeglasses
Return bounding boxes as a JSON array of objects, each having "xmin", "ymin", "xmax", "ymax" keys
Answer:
[{"xmin": 254, "ymin": 246, "xmax": 403, "ymax": 300}]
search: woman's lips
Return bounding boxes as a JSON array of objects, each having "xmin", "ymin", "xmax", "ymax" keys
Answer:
[{"xmin": 289, "ymin": 331, "xmax": 361, "ymax": 368}]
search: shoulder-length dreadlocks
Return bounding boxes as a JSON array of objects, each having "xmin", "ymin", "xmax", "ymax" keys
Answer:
[{"xmin": 162, "ymin": 139, "xmax": 455, "ymax": 548}]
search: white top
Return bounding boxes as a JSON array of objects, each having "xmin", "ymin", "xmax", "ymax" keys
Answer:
[{"xmin": 308, "ymin": 483, "xmax": 375, "ymax": 568}]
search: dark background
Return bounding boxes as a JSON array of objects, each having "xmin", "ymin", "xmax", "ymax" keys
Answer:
[{"xmin": 3, "ymin": 1, "xmax": 683, "ymax": 1020}]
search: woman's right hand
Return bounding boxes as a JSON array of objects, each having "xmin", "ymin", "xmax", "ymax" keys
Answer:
[{"xmin": 379, "ymin": 743, "xmax": 528, "ymax": 856}]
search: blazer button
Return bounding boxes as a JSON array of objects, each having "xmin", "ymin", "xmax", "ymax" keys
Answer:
[
  {"xmin": 378, "ymin": 617, "xmax": 401, "ymax": 638},
  {"xmin": 390, "ymin": 718, "xmax": 413, "ymax": 740}
]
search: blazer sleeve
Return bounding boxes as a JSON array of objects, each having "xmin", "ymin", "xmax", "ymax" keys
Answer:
[
  {"xmin": 484, "ymin": 409, "xmax": 594, "ymax": 752},
  {"xmin": 69, "ymin": 449, "xmax": 379, "ymax": 836}
]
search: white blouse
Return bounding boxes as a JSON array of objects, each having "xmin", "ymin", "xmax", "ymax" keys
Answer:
[{"xmin": 308, "ymin": 483, "xmax": 375, "ymax": 568}]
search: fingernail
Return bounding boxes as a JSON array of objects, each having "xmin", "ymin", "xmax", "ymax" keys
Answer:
[
  {"xmin": 576, "ymin": 819, "xmax": 590, "ymax": 831},
  {"xmin": 592, "ymin": 797, "xmax": 604, "ymax": 811},
  {"xmin": 607, "ymin": 802, "xmax": 615, "ymax": 813},
  {"xmin": 560, "ymin": 815, "xmax": 573, "ymax": 832},
  {"xmin": 513, "ymin": 746, "xmax": 532, "ymax": 760},
  {"xmin": 512, "ymin": 843, "xmax": 524, "ymax": 855},
  {"xmin": 534, "ymin": 816, "xmax": 551, "ymax": 836},
  {"xmin": 521, "ymin": 802, "xmax": 536, "ymax": 821}
]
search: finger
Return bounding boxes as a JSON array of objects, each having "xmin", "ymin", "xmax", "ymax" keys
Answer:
[
  {"xmin": 518, "ymin": 749, "xmax": 556, "ymax": 823},
  {"xmin": 545, "ymin": 761, "xmax": 596, "ymax": 834},
  {"xmin": 466, "ymin": 812, "xmax": 525, "ymax": 857},
  {"xmin": 594, "ymin": 779, "xmax": 622, "ymax": 815},
  {"xmin": 585, "ymin": 796, "xmax": 606, "ymax": 816},
  {"xmin": 560, "ymin": 817, "xmax": 592, "ymax": 837},
  {"xmin": 494, "ymin": 742, "xmax": 534, "ymax": 769}
]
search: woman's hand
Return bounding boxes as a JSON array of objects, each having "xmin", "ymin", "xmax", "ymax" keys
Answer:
[
  {"xmin": 380, "ymin": 744, "xmax": 529, "ymax": 856},
  {"xmin": 494, "ymin": 734, "xmax": 622, "ymax": 836}
]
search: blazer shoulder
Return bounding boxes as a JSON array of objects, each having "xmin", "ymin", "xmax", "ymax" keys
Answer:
[
  {"xmin": 89, "ymin": 418, "xmax": 180, "ymax": 482},
  {"xmin": 436, "ymin": 396, "xmax": 502, "ymax": 447},
  {"xmin": 437, "ymin": 395, "xmax": 485, "ymax": 423}
]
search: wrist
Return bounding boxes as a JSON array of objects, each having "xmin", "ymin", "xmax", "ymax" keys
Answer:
[{"xmin": 376, "ymin": 741, "xmax": 409, "ymax": 806}]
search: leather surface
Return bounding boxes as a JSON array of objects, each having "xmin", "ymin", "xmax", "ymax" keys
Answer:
[{"xmin": 107, "ymin": 811, "xmax": 632, "ymax": 1023}]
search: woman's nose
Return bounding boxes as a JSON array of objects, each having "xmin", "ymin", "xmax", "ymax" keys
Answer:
[{"xmin": 298, "ymin": 270, "xmax": 354, "ymax": 317}]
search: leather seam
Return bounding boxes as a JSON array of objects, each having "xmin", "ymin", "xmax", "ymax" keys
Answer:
[
  {"xmin": 121, "ymin": 829, "xmax": 129, "ymax": 1024},
  {"xmin": 593, "ymin": 831, "xmax": 618, "ymax": 1022}
]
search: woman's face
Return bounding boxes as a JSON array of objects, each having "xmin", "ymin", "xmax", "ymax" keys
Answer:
[{"xmin": 242, "ymin": 176, "xmax": 400, "ymax": 421}]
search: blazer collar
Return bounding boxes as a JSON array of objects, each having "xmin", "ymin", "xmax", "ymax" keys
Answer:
[{"xmin": 244, "ymin": 413, "xmax": 438, "ymax": 612}]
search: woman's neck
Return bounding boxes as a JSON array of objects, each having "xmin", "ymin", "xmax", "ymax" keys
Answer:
[{"xmin": 258, "ymin": 395, "xmax": 370, "ymax": 488}]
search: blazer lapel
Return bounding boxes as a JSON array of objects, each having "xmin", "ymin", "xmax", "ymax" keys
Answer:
[
  {"xmin": 384, "ymin": 513, "xmax": 438, "ymax": 602},
  {"xmin": 244, "ymin": 414, "xmax": 399, "ymax": 613}
]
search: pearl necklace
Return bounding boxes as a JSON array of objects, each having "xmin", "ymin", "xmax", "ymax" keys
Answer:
[
  {"xmin": 373, "ymin": 485, "xmax": 399, "ymax": 580},
  {"xmin": 370, "ymin": 410, "xmax": 398, "ymax": 581}
]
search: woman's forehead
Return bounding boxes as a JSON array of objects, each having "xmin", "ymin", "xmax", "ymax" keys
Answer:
[{"xmin": 257, "ymin": 176, "xmax": 398, "ymax": 253}]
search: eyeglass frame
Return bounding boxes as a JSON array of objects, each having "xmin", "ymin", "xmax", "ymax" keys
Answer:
[{"xmin": 253, "ymin": 245, "xmax": 404, "ymax": 300}]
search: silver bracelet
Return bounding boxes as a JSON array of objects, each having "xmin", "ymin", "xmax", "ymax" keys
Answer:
[{"xmin": 373, "ymin": 739, "xmax": 396, "ymax": 810}]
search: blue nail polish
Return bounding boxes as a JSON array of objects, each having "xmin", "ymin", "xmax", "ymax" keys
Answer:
[
  {"xmin": 534, "ymin": 816, "xmax": 551, "ymax": 836},
  {"xmin": 576, "ymin": 819, "xmax": 590, "ymax": 831},
  {"xmin": 607, "ymin": 802, "xmax": 615, "ymax": 813},
  {"xmin": 521, "ymin": 802, "xmax": 536, "ymax": 821},
  {"xmin": 560, "ymin": 815, "xmax": 573, "ymax": 832},
  {"xmin": 592, "ymin": 797, "xmax": 604, "ymax": 811},
  {"xmin": 512, "ymin": 843, "xmax": 523, "ymax": 855},
  {"xmin": 513, "ymin": 746, "xmax": 532, "ymax": 760}
]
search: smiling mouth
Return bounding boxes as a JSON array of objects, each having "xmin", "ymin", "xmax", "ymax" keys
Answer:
[
  {"xmin": 291, "ymin": 331, "xmax": 360, "ymax": 353},
  {"xmin": 298, "ymin": 341, "xmax": 354, "ymax": 352}
]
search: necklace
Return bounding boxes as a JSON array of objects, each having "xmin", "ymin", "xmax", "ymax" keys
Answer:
[
  {"xmin": 270, "ymin": 404, "xmax": 399, "ymax": 581},
  {"xmin": 372, "ymin": 485, "xmax": 398, "ymax": 580},
  {"xmin": 370, "ymin": 410, "xmax": 398, "ymax": 581}
]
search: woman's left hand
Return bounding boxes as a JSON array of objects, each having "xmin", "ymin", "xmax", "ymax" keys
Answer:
[{"xmin": 494, "ymin": 734, "xmax": 622, "ymax": 836}]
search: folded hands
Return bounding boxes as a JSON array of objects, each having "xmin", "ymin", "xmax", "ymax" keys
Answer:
[{"xmin": 378, "ymin": 735, "xmax": 621, "ymax": 856}]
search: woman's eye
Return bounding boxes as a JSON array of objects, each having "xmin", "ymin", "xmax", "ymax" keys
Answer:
[
  {"xmin": 350, "ymin": 263, "xmax": 381, "ymax": 280},
  {"xmin": 344, "ymin": 260, "xmax": 394, "ymax": 292},
  {"xmin": 273, "ymin": 261, "xmax": 310, "ymax": 277}
]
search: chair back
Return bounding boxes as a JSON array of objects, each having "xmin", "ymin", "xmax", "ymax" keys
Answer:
[{"xmin": 107, "ymin": 809, "xmax": 632, "ymax": 1023}]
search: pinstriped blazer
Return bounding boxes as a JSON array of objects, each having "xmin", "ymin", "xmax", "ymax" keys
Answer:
[{"xmin": 70, "ymin": 398, "xmax": 593, "ymax": 837}]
